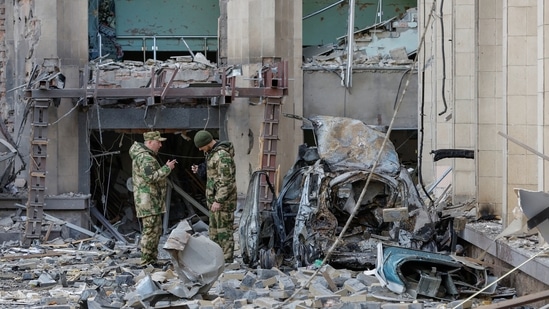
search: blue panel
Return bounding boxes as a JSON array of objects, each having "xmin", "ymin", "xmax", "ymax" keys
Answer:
[
  {"xmin": 303, "ymin": 0, "xmax": 417, "ymax": 46},
  {"xmin": 114, "ymin": 0, "xmax": 219, "ymax": 52}
]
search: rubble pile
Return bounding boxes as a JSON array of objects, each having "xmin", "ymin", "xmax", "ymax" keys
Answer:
[{"xmin": 0, "ymin": 237, "xmax": 470, "ymax": 309}]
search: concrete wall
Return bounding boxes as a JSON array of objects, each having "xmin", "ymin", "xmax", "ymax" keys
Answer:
[
  {"xmin": 3, "ymin": 1, "xmax": 86, "ymax": 196},
  {"xmin": 34, "ymin": 1, "xmax": 88, "ymax": 195},
  {"xmin": 419, "ymin": 0, "xmax": 549, "ymax": 225},
  {"xmin": 419, "ymin": 0, "xmax": 477, "ymax": 207},
  {"xmin": 225, "ymin": 0, "xmax": 302, "ymax": 194},
  {"xmin": 303, "ymin": 68, "xmax": 418, "ymax": 129}
]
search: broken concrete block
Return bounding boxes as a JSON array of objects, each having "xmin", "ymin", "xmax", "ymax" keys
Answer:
[
  {"xmin": 256, "ymin": 268, "xmax": 281, "ymax": 279},
  {"xmin": 233, "ymin": 298, "xmax": 248, "ymax": 308},
  {"xmin": 343, "ymin": 278, "xmax": 368, "ymax": 293},
  {"xmin": 37, "ymin": 273, "xmax": 57, "ymax": 287},
  {"xmin": 356, "ymin": 271, "xmax": 380, "ymax": 286},
  {"xmin": 335, "ymin": 288, "xmax": 351, "ymax": 297},
  {"xmin": 221, "ymin": 271, "xmax": 246, "ymax": 281},
  {"xmin": 389, "ymin": 47, "xmax": 409, "ymax": 61},
  {"xmin": 0, "ymin": 216, "xmax": 14, "ymax": 226},
  {"xmin": 253, "ymin": 288, "xmax": 271, "ymax": 298},
  {"xmin": 322, "ymin": 271, "xmax": 339, "ymax": 292},
  {"xmin": 240, "ymin": 272, "xmax": 257, "ymax": 291},
  {"xmin": 269, "ymin": 289, "xmax": 292, "ymax": 300},
  {"xmin": 258, "ymin": 275, "xmax": 278, "ymax": 288},
  {"xmin": 313, "ymin": 295, "xmax": 341, "ymax": 307},
  {"xmin": 309, "ymin": 282, "xmax": 338, "ymax": 297},
  {"xmin": 115, "ymin": 274, "xmax": 134, "ymax": 286},
  {"xmin": 277, "ymin": 274, "xmax": 296, "ymax": 291},
  {"xmin": 221, "ymin": 281, "xmax": 244, "ymax": 300},
  {"xmin": 241, "ymin": 289, "xmax": 258, "ymax": 301},
  {"xmin": 172, "ymin": 55, "xmax": 193, "ymax": 62},
  {"xmin": 253, "ymin": 297, "xmax": 281, "ymax": 308}
]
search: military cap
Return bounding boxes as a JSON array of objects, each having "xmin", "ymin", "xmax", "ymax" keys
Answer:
[{"xmin": 143, "ymin": 131, "xmax": 167, "ymax": 141}]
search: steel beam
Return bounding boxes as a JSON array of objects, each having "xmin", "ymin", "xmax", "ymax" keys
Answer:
[
  {"xmin": 85, "ymin": 106, "xmax": 226, "ymax": 130},
  {"xmin": 25, "ymin": 85, "xmax": 286, "ymax": 99}
]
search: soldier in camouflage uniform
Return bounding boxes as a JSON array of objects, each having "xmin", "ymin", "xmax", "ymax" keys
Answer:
[
  {"xmin": 129, "ymin": 131, "xmax": 177, "ymax": 266},
  {"xmin": 192, "ymin": 130, "xmax": 237, "ymax": 263}
]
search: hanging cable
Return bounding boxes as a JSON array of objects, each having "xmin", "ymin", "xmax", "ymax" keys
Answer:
[
  {"xmin": 49, "ymin": 102, "xmax": 79, "ymax": 126},
  {"xmin": 437, "ymin": 0, "xmax": 448, "ymax": 116}
]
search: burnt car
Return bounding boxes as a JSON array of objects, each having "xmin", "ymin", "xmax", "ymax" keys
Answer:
[{"xmin": 239, "ymin": 115, "xmax": 442, "ymax": 270}]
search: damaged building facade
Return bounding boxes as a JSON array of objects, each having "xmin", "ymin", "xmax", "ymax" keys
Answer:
[{"xmin": 1, "ymin": 0, "xmax": 549, "ymax": 305}]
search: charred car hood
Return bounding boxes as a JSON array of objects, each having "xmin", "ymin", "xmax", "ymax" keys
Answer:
[{"xmin": 309, "ymin": 115, "xmax": 400, "ymax": 176}]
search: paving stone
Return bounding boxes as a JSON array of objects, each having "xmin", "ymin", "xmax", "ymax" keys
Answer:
[
  {"xmin": 356, "ymin": 272, "xmax": 380, "ymax": 286},
  {"xmin": 256, "ymin": 268, "xmax": 281, "ymax": 279},
  {"xmin": 221, "ymin": 281, "xmax": 243, "ymax": 300},
  {"xmin": 269, "ymin": 289, "xmax": 292, "ymax": 300},
  {"xmin": 277, "ymin": 274, "xmax": 296, "ymax": 291},
  {"xmin": 309, "ymin": 282, "xmax": 337, "ymax": 296},
  {"xmin": 253, "ymin": 296, "xmax": 281, "ymax": 308},
  {"xmin": 240, "ymin": 272, "xmax": 257, "ymax": 291},
  {"xmin": 343, "ymin": 278, "xmax": 368, "ymax": 293},
  {"xmin": 233, "ymin": 298, "xmax": 248, "ymax": 308}
]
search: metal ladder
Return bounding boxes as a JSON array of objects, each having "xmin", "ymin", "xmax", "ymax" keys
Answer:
[
  {"xmin": 22, "ymin": 99, "xmax": 50, "ymax": 245},
  {"xmin": 259, "ymin": 97, "xmax": 281, "ymax": 210},
  {"xmin": 258, "ymin": 60, "xmax": 287, "ymax": 210}
]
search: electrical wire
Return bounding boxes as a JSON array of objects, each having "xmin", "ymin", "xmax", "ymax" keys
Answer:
[
  {"xmin": 437, "ymin": 0, "xmax": 448, "ymax": 116},
  {"xmin": 49, "ymin": 102, "xmax": 79, "ymax": 126}
]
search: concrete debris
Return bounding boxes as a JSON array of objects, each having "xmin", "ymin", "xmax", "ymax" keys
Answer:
[
  {"xmin": 0, "ymin": 214, "xmax": 535, "ymax": 308},
  {"xmin": 303, "ymin": 8, "xmax": 418, "ymax": 69},
  {"xmin": 0, "ymin": 236, "xmax": 517, "ymax": 309},
  {"xmin": 91, "ymin": 52, "xmax": 216, "ymax": 72}
]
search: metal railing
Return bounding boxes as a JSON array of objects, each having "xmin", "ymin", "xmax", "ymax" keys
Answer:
[{"xmin": 98, "ymin": 35, "xmax": 218, "ymax": 62}]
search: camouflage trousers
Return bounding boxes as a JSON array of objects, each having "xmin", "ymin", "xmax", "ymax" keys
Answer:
[
  {"xmin": 209, "ymin": 210, "xmax": 235, "ymax": 263},
  {"xmin": 140, "ymin": 214, "xmax": 162, "ymax": 264}
]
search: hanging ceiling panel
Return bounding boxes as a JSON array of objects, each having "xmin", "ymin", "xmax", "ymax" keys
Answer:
[{"xmin": 302, "ymin": 0, "xmax": 416, "ymax": 46}]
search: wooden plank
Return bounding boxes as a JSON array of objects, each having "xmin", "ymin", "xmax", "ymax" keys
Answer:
[{"xmin": 474, "ymin": 290, "xmax": 549, "ymax": 309}]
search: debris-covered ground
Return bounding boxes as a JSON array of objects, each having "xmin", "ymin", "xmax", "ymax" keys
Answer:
[{"xmin": 1, "ymin": 210, "xmax": 544, "ymax": 309}]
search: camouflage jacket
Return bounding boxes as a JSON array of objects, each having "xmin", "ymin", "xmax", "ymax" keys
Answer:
[
  {"xmin": 205, "ymin": 141, "xmax": 237, "ymax": 212},
  {"xmin": 129, "ymin": 141, "xmax": 172, "ymax": 218}
]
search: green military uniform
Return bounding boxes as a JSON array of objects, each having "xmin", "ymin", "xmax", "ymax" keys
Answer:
[
  {"xmin": 129, "ymin": 132, "xmax": 172, "ymax": 265},
  {"xmin": 206, "ymin": 141, "xmax": 237, "ymax": 262}
]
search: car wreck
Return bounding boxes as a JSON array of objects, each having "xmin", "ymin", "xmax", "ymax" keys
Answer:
[{"xmin": 240, "ymin": 115, "xmax": 446, "ymax": 271}]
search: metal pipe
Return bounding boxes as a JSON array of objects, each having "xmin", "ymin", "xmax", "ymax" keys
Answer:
[
  {"xmin": 303, "ymin": 0, "xmax": 345, "ymax": 20},
  {"xmin": 345, "ymin": 0, "xmax": 355, "ymax": 88},
  {"xmin": 142, "ymin": 38, "xmax": 146, "ymax": 63},
  {"xmin": 427, "ymin": 166, "xmax": 452, "ymax": 194},
  {"xmin": 153, "ymin": 36, "xmax": 157, "ymax": 62},
  {"xmin": 98, "ymin": 33, "xmax": 102, "ymax": 61},
  {"xmin": 181, "ymin": 37, "xmax": 195, "ymax": 58},
  {"xmin": 376, "ymin": 0, "xmax": 384, "ymax": 24},
  {"xmin": 117, "ymin": 35, "xmax": 217, "ymax": 39}
]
